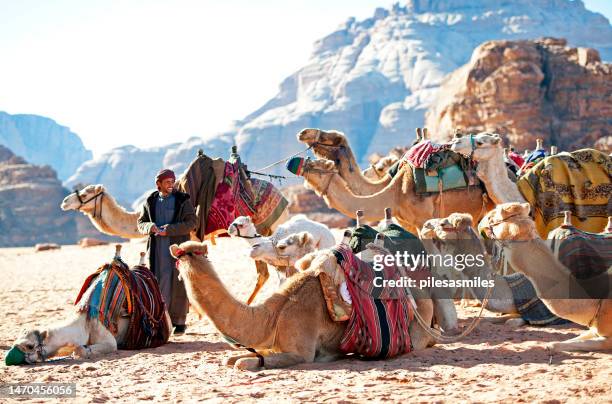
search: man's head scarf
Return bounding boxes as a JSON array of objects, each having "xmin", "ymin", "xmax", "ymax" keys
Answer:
[{"xmin": 155, "ymin": 168, "xmax": 175, "ymax": 183}]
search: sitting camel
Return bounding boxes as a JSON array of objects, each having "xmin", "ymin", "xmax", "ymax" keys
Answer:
[
  {"xmin": 9, "ymin": 248, "xmax": 172, "ymax": 364},
  {"xmin": 297, "ymin": 158, "xmax": 492, "ymax": 234},
  {"xmin": 171, "ymin": 241, "xmax": 435, "ymax": 370},
  {"xmin": 481, "ymin": 202, "xmax": 612, "ymax": 353},
  {"xmin": 228, "ymin": 214, "xmax": 335, "ymax": 250}
]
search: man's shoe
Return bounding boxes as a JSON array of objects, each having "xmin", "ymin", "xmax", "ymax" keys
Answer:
[{"xmin": 173, "ymin": 324, "xmax": 187, "ymax": 335}]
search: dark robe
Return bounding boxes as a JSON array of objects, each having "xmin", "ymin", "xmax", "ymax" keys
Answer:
[{"xmin": 137, "ymin": 190, "xmax": 196, "ymax": 325}]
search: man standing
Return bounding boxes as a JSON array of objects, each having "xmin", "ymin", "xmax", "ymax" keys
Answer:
[{"xmin": 137, "ymin": 169, "xmax": 196, "ymax": 334}]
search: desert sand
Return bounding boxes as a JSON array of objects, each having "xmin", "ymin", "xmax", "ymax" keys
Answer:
[{"xmin": 0, "ymin": 235, "xmax": 610, "ymax": 403}]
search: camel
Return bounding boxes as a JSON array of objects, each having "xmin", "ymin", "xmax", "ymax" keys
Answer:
[
  {"xmin": 228, "ymin": 214, "xmax": 335, "ymax": 250},
  {"xmin": 450, "ymin": 133, "xmax": 527, "ymax": 205},
  {"xmin": 298, "ymin": 128, "xmax": 393, "ymax": 195},
  {"xmin": 420, "ymin": 213, "xmax": 526, "ymax": 325},
  {"xmin": 363, "ymin": 154, "xmax": 401, "ymax": 180},
  {"xmin": 249, "ymin": 231, "xmax": 321, "ymax": 271},
  {"xmin": 61, "ymin": 185, "xmax": 142, "ymax": 239},
  {"xmin": 62, "ymin": 183, "xmax": 289, "ymax": 240},
  {"xmin": 10, "ymin": 249, "xmax": 172, "ymax": 364},
  {"xmin": 171, "ymin": 240, "xmax": 435, "ymax": 370},
  {"xmin": 481, "ymin": 202, "xmax": 612, "ymax": 352},
  {"xmin": 298, "ymin": 158, "xmax": 492, "ymax": 234}
]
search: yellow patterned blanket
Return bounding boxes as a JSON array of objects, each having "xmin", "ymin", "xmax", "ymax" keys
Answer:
[{"xmin": 517, "ymin": 149, "xmax": 611, "ymax": 238}]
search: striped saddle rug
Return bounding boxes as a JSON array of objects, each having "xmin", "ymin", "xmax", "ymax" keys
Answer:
[
  {"xmin": 332, "ymin": 245, "xmax": 414, "ymax": 359},
  {"xmin": 75, "ymin": 259, "xmax": 171, "ymax": 350}
]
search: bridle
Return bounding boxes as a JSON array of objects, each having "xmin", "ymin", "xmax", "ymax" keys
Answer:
[
  {"xmin": 73, "ymin": 189, "xmax": 105, "ymax": 219},
  {"xmin": 231, "ymin": 223, "xmax": 263, "ymax": 239},
  {"xmin": 311, "ymin": 129, "xmax": 354, "ymax": 173}
]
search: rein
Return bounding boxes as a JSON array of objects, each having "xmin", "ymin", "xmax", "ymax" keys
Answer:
[
  {"xmin": 74, "ymin": 189, "xmax": 105, "ymax": 219},
  {"xmin": 231, "ymin": 223, "xmax": 263, "ymax": 240}
]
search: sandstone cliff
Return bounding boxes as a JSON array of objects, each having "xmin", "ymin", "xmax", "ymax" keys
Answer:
[
  {"xmin": 0, "ymin": 145, "xmax": 78, "ymax": 247},
  {"xmin": 425, "ymin": 38, "xmax": 611, "ymax": 152}
]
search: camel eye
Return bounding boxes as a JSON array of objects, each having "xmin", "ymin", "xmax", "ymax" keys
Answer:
[
  {"xmin": 278, "ymin": 244, "xmax": 286, "ymax": 250},
  {"xmin": 25, "ymin": 343, "xmax": 34, "ymax": 350}
]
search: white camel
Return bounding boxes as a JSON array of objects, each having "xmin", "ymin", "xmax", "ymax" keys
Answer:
[
  {"xmin": 250, "ymin": 231, "xmax": 321, "ymax": 270},
  {"xmin": 10, "ymin": 250, "xmax": 172, "ymax": 363}
]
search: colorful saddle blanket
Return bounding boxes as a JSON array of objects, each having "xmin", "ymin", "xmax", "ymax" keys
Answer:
[
  {"xmin": 517, "ymin": 149, "xmax": 612, "ymax": 238},
  {"xmin": 75, "ymin": 259, "xmax": 170, "ymax": 350},
  {"xmin": 400, "ymin": 142, "xmax": 480, "ymax": 195},
  {"xmin": 333, "ymin": 245, "xmax": 414, "ymax": 359},
  {"xmin": 548, "ymin": 224, "xmax": 612, "ymax": 280}
]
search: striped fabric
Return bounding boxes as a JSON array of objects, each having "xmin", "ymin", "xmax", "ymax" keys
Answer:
[
  {"xmin": 75, "ymin": 259, "xmax": 170, "ymax": 350},
  {"xmin": 333, "ymin": 245, "xmax": 414, "ymax": 359}
]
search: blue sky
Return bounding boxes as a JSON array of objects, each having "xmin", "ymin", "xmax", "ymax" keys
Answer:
[{"xmin": 0, "ymin": 0, "xmax": 610, "ymax": 156}]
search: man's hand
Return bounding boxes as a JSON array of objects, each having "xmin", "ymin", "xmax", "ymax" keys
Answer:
[{"xmin": 156, "ymin": 224, "xmax": 168, "ymax": 236}]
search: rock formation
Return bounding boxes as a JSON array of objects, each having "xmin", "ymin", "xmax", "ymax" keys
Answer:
[
  {"xmin": 66, "ymin": 0, "xmax": 612, "ymax": 202},
  {"xmin": 425, "ymin": 38, "xmax": 611, "ymax": 152},
  {"xmin": 0, "ymin": 112, "xmax": 92, "ymax": 180},
  {"xmin": 0, "ymin": 145, "xmax": 78, "ymax": 247}
]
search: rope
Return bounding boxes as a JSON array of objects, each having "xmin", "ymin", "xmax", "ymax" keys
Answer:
[
  {"xmin": 253, "ymin": 144, "xmax": 314, "ymax": 173},
  {"xmin": 409, "ymin": 276, "xmax": 494, "ymax": 343}
]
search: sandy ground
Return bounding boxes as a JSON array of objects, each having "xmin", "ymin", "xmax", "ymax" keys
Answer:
[{"xmin": 0, "ymin": 235, "xmax": 610, "ymax": 403}]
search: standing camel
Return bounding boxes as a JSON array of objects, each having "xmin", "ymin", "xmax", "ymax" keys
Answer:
[
  {"xmin": 171, "ymin": 240, "xmax": 435, "ymax": 370},
  {"xmin": 481, "ymin": 202, "xmax": 612, "ymax": 353},
  {"xmin": 296, "ymin": 158, "xmax": 492, "ymax": 234}
]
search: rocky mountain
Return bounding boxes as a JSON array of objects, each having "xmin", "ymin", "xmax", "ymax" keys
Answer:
[
  {"xmin": 425, "ymin": 38, "xmax": 611, "ymax": 151},
  {"xmin": 0, "ymin": 145, "xmax": 78, "ymax": 247},
  {"xmin": 0, "ymin": 112, "xmax": 92, "ymax": 180},
  {"xmin": 67, "ymin": 0, "xmax": 612, "ymax": 205},
  {"xmin": 65, "ymin": 135, "xmax": 234, "ymax": 207}
]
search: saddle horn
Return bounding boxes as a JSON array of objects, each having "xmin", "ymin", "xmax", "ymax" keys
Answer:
[
  {"xmin": 536, "ymin": 138, "xmax": 544, "ymax": 151},
  {"xmin": 356, "ymin": 210, "xmax": 364, "ymax": 227},
  {"xmin": 114, "ymin": 244, "xmax": 122, "ymax": 259},
  {"xmin": 415, "ymin": 128, "xmax": 423, "ymax": 141},
  {"xmin": 375, "ymin": 233, "xmax": 385, "ymax": 248},
  {"xmin": 563, "ymin": 211, "xmax": 572, "ymax": 227},
  {"xmin": 550, "ymin": 145, "xmax": 558, "ymax": 155},
  {"xmin": 341, "ymin": 230, "xmax": 352, "ymax": 246},
  {"xmin": 139, "ymin": 252, "xmax": 146, "ymax": 266},
  {"xmin": 605, "ymin": 217, "xmax": 612, "ymax": 234},
  {"xmin": 422, "ymin": 127, "xmax": 428, "ymax": 140}
]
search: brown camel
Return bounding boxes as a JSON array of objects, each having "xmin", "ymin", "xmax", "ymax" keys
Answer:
[
  {"xmin": 481, "ymin": 202, "xmax": 612, "ymax": 353},
  {"xmin": 171, "ymin": 240, "xmax": 435, "ymax": 370},
  {"xmin": 298, "ymin": 128, "xmax": 393, "ymax": 195},
  {"xmin": 298, "ymin": 158, "xmax": 492, "ymax": 234}
]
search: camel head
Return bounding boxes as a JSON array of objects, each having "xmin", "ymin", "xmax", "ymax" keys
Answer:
[
  {"xmin": 170, "ymin": 241, "xmax": 210, "ymax": 277},
  {"xmin": 450, "ymin": 132, "xmax": 502, "ymax": 161},
  {"xmin": 60, "ymin": 184, "xmax": 105, "ymax": 212},
  {"xmin": 296, "ymin": 248, "xmax": 345, "ymax": 284},
  {"xmin": 478, "ymin": 202, "xmax": 537, "ymax": 241},
  {"xmin": 363, "ymin": 155, "xmax": 398, "ymax": 180},
  {"xmin": 297, "ymin": 128, "xmax": 349, "ymax": 161},
  {"xmin": 11, "ymin": 329, "xmax": 49, "ymax": 364},
  {"xmin": 227, "ymin": 216, "xmax": 257, "ymax": 238},
  {"xmin": 250, "ymin": 231, "xmax": 316, "ymax": 267},
  {"xmin": 434, "ymin": 213, "xmax": 475, "ymax": 241},
  {"xmin": 300, "ymin": 158, "xmax": 338, "ymax": 195}
]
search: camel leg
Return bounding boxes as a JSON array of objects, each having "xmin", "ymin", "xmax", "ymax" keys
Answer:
[
  {"xmin": 75, "ymin": 319, "xmax": 121, "ymax": 359},
  {"xmin": 432, "ymin": 297, "xmax": 459, "ymax": 334},
  {"xmin": 409, "ymin": 298, "xmax": 436, "ymax": 350},
  {"xmin": 548, "ymin": 334, "xmax": 612, "ymax": 353},
  {"xmin": 223, "ymin": 352, "xmax": 258, "ymax": 367},
  {"xmin": 246, "ymin": 261, "xmax": 270, "ymax": 305},
  {"xmin": 234, "ymin": 352, "xmax": 307, "ymax": 371}
]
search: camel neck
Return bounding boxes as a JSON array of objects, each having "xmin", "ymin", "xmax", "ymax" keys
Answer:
[
  {"xmin": 180, "ymin": 260, "xmax": 285, "ymax": 348},
  {"xmin": 477, "ymin": 149, "xmax": 526, "ymax": 204},
  {"xmin": 87, "ymin": 193, "xmax": 141, "ymax": 239},
  {"xmin": 335, "ymin": 147, "xmax": 391, "ymax": 192}
]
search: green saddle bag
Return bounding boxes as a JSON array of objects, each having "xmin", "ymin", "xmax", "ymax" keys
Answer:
[{"xmin": 413, "ymin": 164, "xmax": 469, "ymax": 195}]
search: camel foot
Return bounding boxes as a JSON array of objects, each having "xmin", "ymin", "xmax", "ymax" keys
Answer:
[
  {"xmin": 234, "ymin": 357, "xmax": 263, "ymax": 371},
  {"xmin": 223, "ymin": 353, "xmax": 257, "ymax": 367},
  {"xmin": 505, "ymin": 318, "xmax": 526, "ymax": 328},
  {"xmin": 73, "ymin": 345, "xmax": 91, "ymax": 359}
]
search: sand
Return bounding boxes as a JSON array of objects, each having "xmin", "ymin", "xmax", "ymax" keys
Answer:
[{"xmin": 0, "ymin": 236, "xmax": 610, "ymax": 403}]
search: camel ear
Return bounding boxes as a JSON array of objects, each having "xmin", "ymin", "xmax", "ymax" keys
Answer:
[
  {"xmin": 169, "ymin": 244, "xmax": 180, "ymax": 259},
  {"xmin": 499, "ymin": 202, "xmax": 526, "ymax": 218},
  {"xmin": 298, "ymin": 232, "xmax": 313, "ymax": 247},
  {"xmin": 94, "ymin": 184, "xmax": 105, "ymax": 193},
  {"xmin": 39, "ymin": 330, "xmax": 48, "ymax": 341},
  {"xmin": 322, "ymin": 160, "xmax": 335, "ymax": 171},
  {"xmin": 491, "ymin": 135, "xmax": 501, "ymax": 145},
  {"xmin": 295, "ymin": 252, "xmax": 316, "ymax": 271},
  {"xmin": 520, "ymin": 203, "xmax": 531, "ymax": 216},
  {"xmin": 451, "ymin": 213, "xmax": 473, "ymax": 229},
  {"xmin": 199, "ymin": 243, "xmax": 208, "ymax": 256}
]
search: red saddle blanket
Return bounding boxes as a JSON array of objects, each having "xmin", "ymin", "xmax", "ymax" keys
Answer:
[
  {"xmin": 75, "ymin": 259, "xmax": 170, "ymax": 350},
  {"xmin": 332, "ymin": 245, "xmax": 414, "ymax": 359}
]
